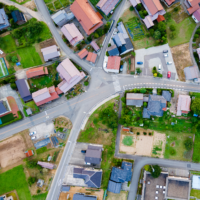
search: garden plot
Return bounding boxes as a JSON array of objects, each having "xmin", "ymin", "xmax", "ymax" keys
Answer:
[{"xmin": 0, "ymin": 58, "xmax": 9, "ymax": 78}]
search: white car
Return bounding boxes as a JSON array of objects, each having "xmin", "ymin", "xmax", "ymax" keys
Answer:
[
  {"xmin": 29, "ymin": 131, "xmax": 36, "ymax": 136},
  {"xmin": 31, "ymin": 136, "xmax": 37, "ymax": 140},
  {"xmin": 164, "ymin": 54, "xmax": 168, "ymax": 57},
  {"xmin": 167, "ymin": 62, "xmax": 172, "ymax": 65},
  {"xmin": 158, "ymin": 64, "xmax": 161, "ymax": 72}
]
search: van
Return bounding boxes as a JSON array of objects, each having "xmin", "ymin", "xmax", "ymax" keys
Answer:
[{"xmin": 167, "ymin": 62, "xmax": 172, "ymax": 65}]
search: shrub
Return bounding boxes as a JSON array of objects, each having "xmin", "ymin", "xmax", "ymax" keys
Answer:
[
  {"xmin": 28, "ymin": 177, "xmax": 36, "ymax": 186},
  {"xmin": 6, "ymin": 54, "xmax": 12, "ymax": 62},
  {"xmin": 184, "ymin": 138, "xmax": 193, "ymax": 151},
  {"xmin": 196, "ymin": 29, "xmax": 200, "ymax": 34},
  {"xmin": 174, "ymin": 7, "xmax": 179, "ymax": 12},
  {"xmin": 169, "ymin": 25, "xmax": 175, "ymax": 31},
  {"xmin": 170, "ymin": 148, "xmax": 176, "ymax": 155},
  {"xmin": 30, "ymin": 88, "xmax": 38, "ymax": 93},
  {"xmin": 146, "ymin": 33, "xmax": 150, "ymax": 37},
  {"xmin": 194, "ymin": 34, "xmax": 199, "ymax": 40},
  {"xmin": 131, "ymin": 51, "xmax": 136, "ymax": 56},
  {"xmin": 11, "ymin": 56, "xmax": 18, "ymax": 63},
  {"xmin": 165, "ymin": 12, "xmax": 171, "ymax": 21},
  {"xmin": 108, "ymin": 43, "xmax": 111, "ymax": 47},
  {"xmin": 129, "ymin": 6, "xmax": 134, "ymax": 11},
  {"xmin": 94, "ymin": 33, "xmax": 99, "ymax": 39},
  {"xmin": 136, "ymin": 68, "xmax": 142, "ymax": 74},
  {"xmin": 140, "ymin": 88, "xmax": 146, "ymax": 93},
  {"xmin": 37, "ymin": 189, "xmax": 41, "ymax": 194},
  {"xmin": 149, "ymin": 132, "xmax": 151, "ymax": 136},
  {"xmin": 87, "ymin": 36, "xmax": 92, "ymax": 42},
  {"xmin": 169, "ymin": 31, "xmax": 176, "ymax": 39},
  {"xmin": 149, "ymin": 165, "xmax": 162, "ymax": 178},
  {"xmin": 76, "ymin": 44, "xmax": 81, "ymax": 50},
  {"xmin": 81, "ymin": 40, "xmax": 85, "ymax": 44},
  {"xmin": 84, "ymin": 81, "xmax": 89, "ymax": 86},
  {"xmin": 93, "ymin": 118, "xmax": 98, "ymax": 124},
  {"xmin": 137, "ymin": 132, "xmax": 140, "ymax": 135},
  {"xmin": 143, "ymin": 102, "xmax": 147, "ymax": 107},
  {"xmin": 136, "ymin": 3, "xmax": 142, "ymax": 11},
  {"xmin": 153, "ymin": 30, "xmax": 161, "ymax": 39},
  {"xmin": 143, "ymin": 132, "xmax": 147, "ymax": 135},
  {"xmin": 10, "ymin": 83, "xmax": 17, "ymax": 90},
  {"xmin": 143, "ymin": 10, "xmax": 148, "ymax": 16},
  {"xmin": 106, "ymin": 51, "xmax": 109, "ymax": 56},
  {"xmin": 139, "ymin": 11, "xmax": 144, "ymax": 19}
]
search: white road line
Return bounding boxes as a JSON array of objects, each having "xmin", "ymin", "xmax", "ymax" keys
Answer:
[{"xmin": 45, "ymin": 111, "xmax": 47, "ymax": 115}]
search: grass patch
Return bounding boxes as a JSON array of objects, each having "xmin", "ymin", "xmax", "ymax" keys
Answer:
[
  {"xmin": 32, "ymin": 193, "xmax": 48, "ymax": 200},
  {"xmin": 10, "ymin": 0, "xmax": 31, "ymax": 5},
  {"xmin": 0, "ymin": 34, "xmax": 17, "ymax": 53},
  {"xmin": 17, "ymin": 46, "xmax": 43, "ymax": 68},
  {"xmin": 36, "ymin": 147, "xmax": 49, "ymax": 155},
  {"xmin": 193, "ymin": 134, "xmax": 200, "ymax": 162},
  {"xmin": 0, "ymin": 165, "xmax": 31, "ymax": 200},
  {"xmin": 39, "ymin": 22, "xmax": 53, "ymax": 42},
  {"xmin": 191, "ymin": 189, "xmax": 200, "ymax": 198},
  {"xmin": 122, "ymin": 136, "xmax": 133, "ymax": 146}
]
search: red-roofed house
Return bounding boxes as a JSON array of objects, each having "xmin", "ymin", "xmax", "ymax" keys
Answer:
[
  {"xmin": 70, "ymin": 0, "xmax": 103, "ymax": 35},
  {"xmin": 25, "ymin": 150, "xmax": 34, "ymax": 157},
  {"xmin": 122, "ymin": 127, "xmax": 130, "ymax": 132},
  {"xmin": 26, "ymin": 67, "xmax": 48, "ymax": 79},
  {"xmin": 61, "ymin": 23, "xmax": 84, "ymax": 46},
  {"xmin": 192, "ymin": 8, "xmax": 200, "ymax": 22},
  {"xmin": 32, "ymin": 86, "xmax": 59, "ymax": 106},
  {"xmin": 78, "ymin": 48, "xmax": 89, "ymax": 59},
  {"xmin": 56, "ymin": 58, "xmax": 86, "ymax": 93},
  {"xmin": 86, "ymin": 52, "xmax": 97, "ymax": 63},
  {"xmin": 157, "ymin": 15, "xmax": 165, "ymax": 22},
  {"xmin": 106, "ymin": 56, "xmax": 121, "ymax": 73},
  {"xmin": 185, "ymin": 0, "xmax": 200, "ymax": 14},
  {"xmin": 176, "ymin": 95, "xmax": 191, "ymax": 116}
]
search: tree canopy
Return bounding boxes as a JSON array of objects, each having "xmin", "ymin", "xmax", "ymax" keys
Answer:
[
  {"xmin": 191, "ymin": 98, "xmax": 200, "ymax": 115},
  {"xmin": 149, "ymin": 165, "xmax": 162, "ymax": 178}
]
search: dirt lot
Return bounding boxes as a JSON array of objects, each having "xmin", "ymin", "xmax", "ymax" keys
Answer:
[
  {"xmin": 59, "ymin": 187, "xmax": 104, "ymax": 200},
  {"xmin": 106, "ymin": 191, "xmax": 128, "ymax": 200},
  {"xmin": 54, "ymin": 116, "xmax": 73, "ymax": 130},
  {"xmin": 0, "ymin": 130, "xmax": 33, "ymax": 169},
  {"xmin": 39, "ymin": 38, "xmax": 56, "ymax": 49},
  {"xmin": 120, "ymin": 127, "xmax": 166, "ymax": 158},
  {"xmin": 23, "ymin": 0, "xmax": 36, "ymax": 10},
  {"xmin": 171, "ymin": 43, "xmax": 193, "ymax": 81}
]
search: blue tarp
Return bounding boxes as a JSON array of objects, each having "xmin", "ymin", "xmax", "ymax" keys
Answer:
[
  {"xmin": 194, "ymin": 114, "xmax": 198, "ymax": 117},
  {"xmin": 0, "ymin": 118, "xmax": 2, "ymax": 125},
  {"xmin": 16, "ymin": 62, "xmax": 21, "ymax": 66}
]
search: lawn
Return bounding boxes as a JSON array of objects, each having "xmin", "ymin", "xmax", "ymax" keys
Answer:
[
  {"xmin": 0, "ymin": 58, "xmax": 9, "ymax": 78},
  {"xmin": 39, "ymin": 22, "xmax": 53, "ymax": 42},
  {"xmin": 32, "ymin": 193, "xmax": 48, "ymax": 200},
  {"xmin": 17, "ymin": 46, "xmax": 43, "ymax": 68},
  {"xmin": 167, "ymin": 17, "xmax": 196, "ymax": 47},
  {"xmin": 20, "ymin": 99, "xmax": 40, "ymax": 115},
  {"xmin": 193, "ymin": 134, "xmax": 200, "ymax": 162},
  {"xmin": 10, "ymin": 0, "xmax": 31, "ymax": 5},
  {"xmin": 0, "ymin": 165, "xmax": 31, "ymax": 200},
  {"xmin": 0, "ymin": 113, "xmax": 15, "ymax": 124},
  {"xmin": 0, "ymin": 34, "xmax": 17, "ymax": 53},
  {"xmin": 122, "ymin": 136, "xmax": 133, "ymax": 146},
  {"xmin": 191, "ymin": 189, "xmax": 200, "ymax": 198}
]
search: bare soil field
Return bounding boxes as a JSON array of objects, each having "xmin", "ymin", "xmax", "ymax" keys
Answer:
[
  {"xmin": 106, "ymin": 191, "xmax": 128, "ymax": 200},
  {"xmin": 39, "ymin": 38, "xmax": 56, "ymax": 49},
  {"xmin": 0, "ymin": 130, "xmax": 33, "ymax": 168},
  {"xmin": 54, "ymin": 115, "xmax": 73, "ymax": 129},
  {"xmin": 171, "ymin": 43, "xmax": 193, "ymax": 81},
  {"xmin": 23, "ymin": 1, "xmax": 36, "ymax": 10}
]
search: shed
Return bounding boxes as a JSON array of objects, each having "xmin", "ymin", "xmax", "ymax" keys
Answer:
[
  {"xmin": 90, "ymin": 41, "xmax": 100, "ymax": 52},
  {"xmin": 107, "ymin": 180, "xmax": 122, "ymax": 193},
  {"xmin": 157, "ymin": 15, "xmax": 165, "ymax": 23},
  {"xmin": 61, "ymin": 185, "xmax": 70, "ymax": 192},
  {"xmin": 192, "ymin": 175, "xmax": 200, "ymax": 189},
  {"xmin": 26, "ymin": 108, "xmax": 32, "ymax": 115},
  {"xmin": 11, "ymin": 10, "xmax": 26, "ymax": 25},
  {"xmin": 25, "ymin": 149, "xmax": 34, "ymax": 157},
  {"xmin": 86, "ymin": 52, "xmax": 97, "ymax": 63}
]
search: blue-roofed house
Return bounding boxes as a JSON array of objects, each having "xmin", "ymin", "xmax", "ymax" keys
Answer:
[
  {"xmin": 107, "ymin": 181, "xmax": 122, "ymax": 193},
  {"xmin": 73, "ymin": 193, "xmax": 97, "ymax": 200},
  {"xmin": 15, "ymin": 79, "xmax": 33, "ymax": 102},
  {"xmin": 11, "ymin": 10, "xmax": 26, "ymax": 25},
  {"xmin": 0, "ymin": 8, "xmax": 10, "ymax": 30},
  {"xmin": 51, "ymin": 10, "xmax": 74, "ymax": 27},
  {"xmin": 107, "ymin": 44, "xmax": 119, "ymax": 56},
  {"xmin": 73, "ymin": 167, "xmax": 102, "ymax": 188},
  {"xmin": 61, "ymin": 185, "xmax": 70, "ymax": 192},
  {"xmin": 162, "ymin": 91, "xmax": 171, "ymax": 102}
]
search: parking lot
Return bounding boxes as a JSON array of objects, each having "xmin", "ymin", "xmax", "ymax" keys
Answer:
[{"xmin": 135, "ymin": 44, "xmax": 178, "ymax": 80}]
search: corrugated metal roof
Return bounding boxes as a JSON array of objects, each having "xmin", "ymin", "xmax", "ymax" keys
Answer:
[
  {"xmin": 85, "ymin": 145, "xmax": 102, "ymax": 164},
  {"xmin": 0, "ymin": 8, "xmax": 10, "ymax": 30},
  {"xmin": 73, "ymin": 194, "xmax": 97, "ymax": 200},
  {"xmin": 90, "ymin": 41, "xmax": 100, "ymax": 52},
  {"xmin": 96, "ymin": 0, "xmax": 120, "ymax": 15},
  {"xmin": 107, "ymin": 56, "xmax": 121, "ymax": 70},
  {"xmin": 107, "ymin": 181, "xmax": 122, "ymax": 193},
  {"xmin": 78, "ymin": 48, "xmax": 89, "ymax": 59},
  {"xmin": 184, "ymin": 65, "xmax": 199, "ymax": 80},
  {"xmin": 86, "ymin": 52, "xmax": 97, "ymax": 63},
  {"xmin": 41, "ymin": 45, "xmax": 59, "ymax": 62},
  {"xmin": 37, "ymin": 161, "xmax": 54, "ymax": 169},
  {"xmin": 26, "ymin": 67, "xmax": 48, "ymax": 79}
]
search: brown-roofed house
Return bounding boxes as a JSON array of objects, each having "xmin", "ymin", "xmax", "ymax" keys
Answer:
[
  {"xmin": 86, "ymin": 52, "xmax": 97, "ymax": 63},
  {"xmin": 26, "ymin": 67, "xmax": 48, "ymax": 79},
  {"xmin": 78, "ymin": 48, "xmax": 89, "ymax": 59},
  {"xmin": 164, "ymin": 0, "xmax": 175, "ymax": 6},
  {"xmin": 25, "ymin": 150, "xmax": 34, "ymax": 157},
  {"xmin": 157, "ymin": 15, "xmax": 165, "ymax": 23},
  {"xmin": 70, "ymin": 0, "xmax": 103, "ymax": 35},
  {"xmin": 106, "ymin": 56, "xmax": 121, "ymax": 73},
  {"xmin": 143, "ymin": 0, "xmax": 164, "ymax": 15},
  {"xmin": 185, "ymin": 0, "xmax": 200, "ymax": 14}
]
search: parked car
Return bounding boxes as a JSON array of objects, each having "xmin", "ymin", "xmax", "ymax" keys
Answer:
[
  {"xmin": 158, "ymin": 64, "xmax": 161, "ymax": 72},
  {"xmin": 167, "ymin": 62, "xmax": 172, "ymax": 65},
  {"xmin": 29, "ymin": 131, "xmax": 36, "ymax": 136},
  {"xmin": 163, "ymin": 50, "xmax": 168, "ymax": 53},
  {"xmin": 31, "ymin": 136, "xmax": 37, "ymax": 140},
  {"xmin": 167, "ymin": 71, "xmax": 171, "ymax": 78},
  {"xmin": 81, "ymin": 150, "xmax": 86, "ymax": 153},
  {"xmin": 164, "ymin": 54, "xmax": 168, "ymax": 57},
  {"xmin": 137, "ymin": 61, "xmax": 143, "ymax": 65},
  {"xmin": 120, "ymin": 65, "xmax": 123, "ymax": 72}
]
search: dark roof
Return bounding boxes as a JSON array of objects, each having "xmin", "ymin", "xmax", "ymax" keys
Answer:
[
  {"xmin": 110, "ymin": 167, "xmax": 128, "ymax": 183},
  {"xmin": 0, "ymin": 101, "xmax": 8, "ymax": 114},
  {"xmin": 184, "ymin": 65, "xmax": 199, "ymax": 80},
  {"xmin": 11, "ymin": 10, "xmax": 25, "ymax": 23},
  {"xmin": 121, "ymin": 161, "xmax": 132, "ymax": 182},
  {"xmin": 61, "ymin": 185, "xmax": 70, "ymax": 192},
  {"xmin": 73, "ymin": 194, "xmax": 97, "ymax": 200},
  {"xmin": 126, "ymin": 93, "xmax": 143, "ymax": 106},
  {"xmin": 143, "ymin": 108, "xmax": 150, "ymax": 118},
  {"xmin": 0, "ymin": 8, "xmax": 10, "ymax": 30},
  {"xmin": 124, "ymin": 38, "xmax": 134, "ymax": 51},
  {"xmin": 108, "ymin": 44, "xmax": 119, "ymax": 56},
  {"xmin": 85, "ymin": 145, "xmax": 102, "ymax": 164},
  {"xmin": 0, "ymin": 197, "xmax": 4, "ymax": 200},
  {"xmin": 107, "ymin": 180, "xmax": 122, "ymax": 193},
  {"xmin": 162, "ymin": 91, "xmax": 171, "ymax": 102},
  {"xmin": 15, "ymin": 79, "xmax": 32, "ymax": 101},
  {"xmin": 73, "ymin": 168, "xmax": 102, "ymax": 188}
]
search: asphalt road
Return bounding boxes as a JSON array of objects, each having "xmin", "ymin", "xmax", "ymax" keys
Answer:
[{"xmin": 1, "ymin": 0, "xmax": 200, "ymax": 200}]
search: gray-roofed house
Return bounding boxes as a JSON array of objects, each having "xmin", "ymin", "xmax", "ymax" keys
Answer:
[
  {"xmin": 61, "ymin": 185, "xmax": 70, "ymax": 192},
  {"xmin": 26, "ymin": 108, "xmax": 32, "ymax": 115},
  {"xmin": 143, "ymin": 95, "xmax": 167, "ymax": 119},
  {"xmin": 51, "ymin": 10, "xmax": 74, "ymax": 27},
  {"xmin": 162, "ymin": 91, "xmax": 171, "ymax": 102},
  {"xmin": 73, "ymin": 167, "xmax": 102, "ymax": 188},
  {"xmin": 126, "ymin": 93, "xmax": 143, "ymax": 107},
  {"xmin": 73, "ymin": 193, "xmax": 97, "ymax": 200},
  {"xmin": 0, "ymin": 98, "xmax": 11, "ymax": 117},
  {"xmin": 0, "ymin": 8, "xmax": 10, "ymax": 30},
  {"xmin": 15, "ymin": 79, "xmax": 33, "ymax": 102},
  {"xmin": 11, "ymin": 10, "xmax": 26, "ymax": 25},
  {"xmin": 41, "ymin": 45, "xmax": 60, "ymax": 62},
  {"xmin": 107, "ymin": 44, "xmax": 119, "ymax": 56},
  {"xmin": 85, "ymin": 145, "xmax": 103, "ymax": 165},
  {"xmin": 184, "ymin": 65, "xmax": 199, "ymax": 80},
  {"xmin": 107, "ymin": 181, "xmax": 122, "ymax": 193}
]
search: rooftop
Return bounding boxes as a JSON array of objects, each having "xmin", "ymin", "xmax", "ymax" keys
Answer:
[
  {"xmin": 96, "ymin": 0, "xmax": 120, "ymax": 15},
  {"xmin": 184, "ymin": 65, "xmax": 199, "ymax": 80},
  {"xmin": 192, "ymin": 175, "xmax": 200, "ymax": 189},
  {"xmin": 126, "ymin": 93, "xmax": 144, "ymax": 107},
  {"xmin": 107, "ymin": 56, "xmax": 121, "ymax": 70},
  {"xmin": 90, "ymin": 41, "xmax": 100, "ymax": 52},
  {"xmin": 107, "ymin": 44, "xmax": 119, "ymax": 56},
  {"xmin": 177, "ymin": 95, "xmax": 191, "ymax": 115},
  {"xmin": 86, "ymin": 52, "xmax": 97, "ymax": 63},
  {"xmin": 78, "ymin": 48, "xmax": 89, "ymax": 59},
  {"xmin": 73, "ymin": 194, "xmax": 97, "ymax": 200},
  {"xmin": 85, "ymin": 145, "xmax": 102, "ymax": 165},
  {"xmin": 41, "ymin": 45, "xmax": 59, "ymax": 62},
  {"xmin": 26, "ymin": 67, "xmax": 48, "ymax": 79},
  {"xmin": 0, "ymin": 8, "xmax": 10, "ymax": 30},
  {"xmin": 143, "ymin": 0, "xmax": 164, "ymax": 15},
  {"xmin": 11, "ymin": 10, "xmax": 25, "ymax": 23}
]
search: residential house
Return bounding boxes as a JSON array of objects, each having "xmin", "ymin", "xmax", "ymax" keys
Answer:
[
  {"xmin": 185, "ymin": 0, "xmax": 200, "ymax": 15},
  {"xmin": 41, "ymin": 45, "xmax": 60, "ymax": 62},
  {"xmin": 73, "ymin": 167, "xmax": 102, "ymax": 188},
  {"xmin": 184, "ymin": 65, "xmax": 199, "ymax": 80},
  {"xmin": 26, "ymin": 67, "xmax": 48, "ymax": 79},
  {"xmin": 105, "ymin": 56, "xmax": 121, "ymax": 73},
  {"xmin": 130, "ymin": 0, "xmax": 141, "ymax": 7},
  {"xmin": 90, "ymin": 41, "xmax": 100, "ymax": 52},
  {"xmin": 15, "ymin": 79, "xmax": 32, "ymax": 102},
  {"xmin": 32, "ymin": 86, "xmax": 59, "ymax": 106},
  {"xmin": 143, "ymin": 15, "xmax": 154, "ymax": 28},
  {"xmin": 51, "ymin": 10, "xmax": 74, "ymax": 27},
  {"xmin": 56, "ymin": 58, "xmax": 85, "ymax": 93},
  {"xmin": 61, "ymin": 23, "xmax": 84, "ymax": 46},
  {"xmin": 25, "ymin": 150, "xmax": 34, "ymax": 157},
  {"xmin": 126, "ymin": 93, "xmax": 144, "ymax": 107},
  {"xmin": 108, "ymin": 162, "xmax": 132, "ymax": 193},
  {"xmin": 78, "ymin": 48, "xmax": 89, "ymax": 59},
  {"xmin": 86, "ymin": 52, "xmax": 97, "ymax": 63},
  {"xmin": 73, "ymin": 194, "xmax": 97, "ymax": 200},
  {"xmin": 37, "ymin": 161, "xmax": 55, "ymax": 169},
  {"xmin": 192, "ymin": 8, "xmax": 200, "ymax": 22},
  {"xmin": 0, "ymin": 97, "xmax": 12, "ymax": 118},
  {"xmin": 176, "ymin": 95, "xmax": 191, "ymax": 116},
  {"xmin": 143, "ymin": 95, "xmax": 167, "ymax": 118},
  {"xmin": 0, "ymin": 8, "xmax": 10, "ymax": 30},
  {"xmin": 11, "ymin": 10, "xmax": 26, "ymax": 25},
  {"xmin": 162, "ymin": 0, "xmax": 175, "ymax": 7},
  {"xmin": 85, "ymin": 145, "xmax": 103, "ymax": 165},
  {"xmin": 107, "ymin": 44, "xmax": 120, "ymax": 56},
  {"xmin": 96, "ymin": 0, "xmax": 120, "ymax": 15},
  {"xmin": 162, "ymin": 90, "xmax": 171, "ymax": 102},
  {"xmin": 70, "ymin": 0, "xmax": 103, "ymax": 35}
]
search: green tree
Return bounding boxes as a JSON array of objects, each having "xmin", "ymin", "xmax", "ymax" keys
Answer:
[
  {"xmin": 149, "ymin": 165, "xmax": 162, "ymax": 178},
  {"xmin": 136, "ymin": 3, "xmax": 142, "ymax": 11},
  {"xmin": 121, "ymin": 97, "xmax": 126, "ymax": 103},
  {"xmin": 28, "ymin": 177, "xmax": 36, "ymax": 186},
  {"xmin": 139, "ymin": 11, "xmax": 144, "ymax": 19},
  {"xmin": 158, "ymin": 21, "xmax": 166, "ymax": 33},
  {"xmin": 94, "ymin": 33, "xmax": 99, "ymax": 39},
  {"xmin": 143, "ymin": 102, "xmax": 147, "ymax": 107},
  {"xmin": 6, "ymin": 54, "xmax": 12, "ymax": 62},
  {"xmin": 10, "ymin": 83, "xmax": 17, "ymax": 90},
  {"xmin": 84, "ymin": 81, "xmax": 89, "ymax": 86},
  {"xmin": 140, "ymin": 88, "xmax": 146, "ymax": 93},
  {"xmin": 149, "ymin": 29, "xmax": 154, "ymax": 36},
  {"xmin": 11, "ymin": 56, "xmax": 18, "ymax": 63},
  {"xmin": 129, "ymin": 6, "xmax": 134, "ymax": 11},
  {"xmin": 169, "ymin": 31, "xmax": 176, "ymax": 39},
  {"xmin": 131, "ymin": 51, "xmax": 136, "ymax": 56},
  {"xmin": 191, "ymin": 98, "xmax": 200, "ymax": 115},
  {"xmin": 184, "ymin": 138, "xmax": 193, "ymax": 151},
  {"xmin": 194, "ymin": 34, "xmax": 199, "ymax": 40},
  {"xmin": 165, "ymin": 12, "xmax": 171, "ymax": 21},
  {"xmin": 143, "ymin": 10, "xmax": 148, "ymax": 16},
  {"xmin": 136, "ymin": 68, "xmax": 142, "ymax": 74},
  {"xmin": 174, "ymin": 7, "xmax": 179, "ymax": 12},
  {"xmin": 169, "ymin": 25, "xmax": 175, "ymax": 31},
  {"xmin": 153, "ymin": 30, "xmax": 161, "ymax": 40},
  {"xmin": 76, "ymin": 44, "xmax": 81, "ymax": 50}
]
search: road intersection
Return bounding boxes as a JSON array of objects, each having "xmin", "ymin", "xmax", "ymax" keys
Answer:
[{"xmin": 1, "ymin": 0, "xmax": 200, "ymax": 200}]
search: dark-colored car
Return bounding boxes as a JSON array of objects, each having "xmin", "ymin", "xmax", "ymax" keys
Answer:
[
  {"xmin": 81, "ymin": 150, "xmax": 86, "ymax": 153},
  {"xmin": 163, "ymin": 50, "xmax": 168, "ymax": 53}
]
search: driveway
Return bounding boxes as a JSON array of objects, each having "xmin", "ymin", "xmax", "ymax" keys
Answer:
[{"xmin": 0, "ymin": 84, "xmax": 23, "ymax": 112}]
